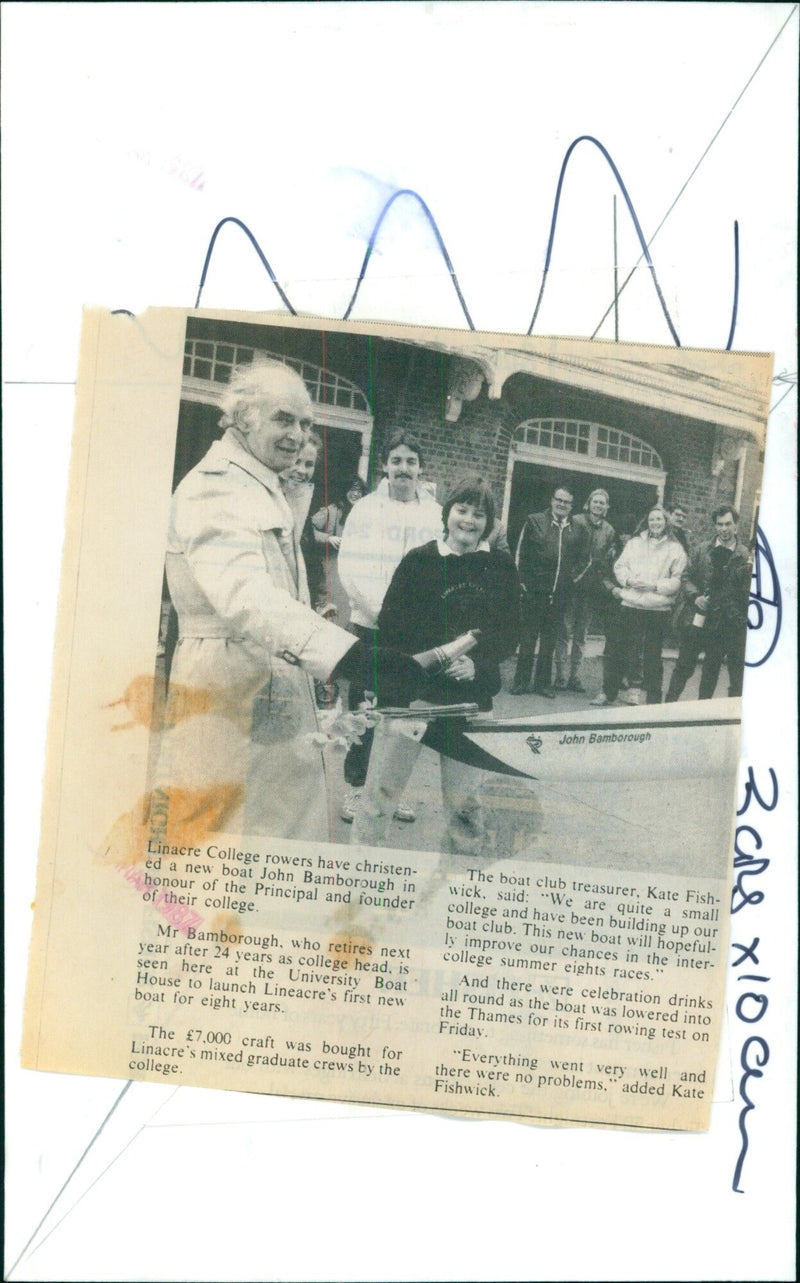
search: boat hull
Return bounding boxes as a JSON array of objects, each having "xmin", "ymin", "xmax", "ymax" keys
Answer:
[{"xmin": 465, "ymin": 698, "xmax": 741, "ymax": 782}]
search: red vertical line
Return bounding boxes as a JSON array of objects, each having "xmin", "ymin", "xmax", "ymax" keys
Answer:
[
  {"xmin": 326, "ymin": 736, "xmax": 336, "ymax": 844},
  {"xmin": 613, "ymin": 195, "xmax": 619, "ymax": 342},
  {"xmin": 366, "ymin": 336, "xmax": 380, "ymax": 703},
  {"xmin": 319, "ymin": 331, "xmax": 334, "ymax": 652},
  {"xmin": 315, "ymin": 340, "xmax": 334, "ymax": 842}
]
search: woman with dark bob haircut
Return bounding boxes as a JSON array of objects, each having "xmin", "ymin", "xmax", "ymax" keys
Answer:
[{"xmin": 350, "ymin": 475, "xmax": 520, "ymax": 853}]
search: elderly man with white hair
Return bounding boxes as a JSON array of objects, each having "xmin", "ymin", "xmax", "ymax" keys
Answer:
[{"xmin": 157, "ymin": 358, "xmax": 423, "ymax": 844}]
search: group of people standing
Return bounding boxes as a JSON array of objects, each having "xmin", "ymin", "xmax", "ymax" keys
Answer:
[
  {"xmin": 160, "ymin": 357, "xmax": 752, "ymax": 852},
  {"xmin": 510, "ymin": 482, "xmax": 751, "ymax": 710}
]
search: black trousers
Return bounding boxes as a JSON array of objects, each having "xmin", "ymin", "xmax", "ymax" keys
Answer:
[
  {"xmin": 513, "ymin": 591, "xmax": 566, "ymax": 691},
  {"xmin": 699, "ymin": 626, "xmax": 746, "ymax": 699},
  {"xmin": 666, "ymin": 623, "xmax": 746, "ymax": 701},
  {"xmin": 604, "ymin": 609, "xmax": 668, "ymax": 704},
  {"xmin": 666, "ymin": 625, "xmax": 704, "ymax": 702}
]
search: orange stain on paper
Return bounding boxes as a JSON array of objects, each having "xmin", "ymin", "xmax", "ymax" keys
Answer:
[
  {"xmin": 97, "ymin": 784, "xmax": 243, "ymax": 867},
  {"xmin": 326, "ymin": 932, "xmax": 375, "ymax": 968},
  {"xmin": 209, "ymin": 912, "xmax": 243, "ymax": 940},
  {"xmin": 107, "ymin": 675, "xmax": 261, "ymax": 735}
]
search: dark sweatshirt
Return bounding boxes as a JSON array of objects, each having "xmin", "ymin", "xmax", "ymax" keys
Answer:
[{"xmin": 377, "ymin": 540, "xmax": 520, "ymax": 710}]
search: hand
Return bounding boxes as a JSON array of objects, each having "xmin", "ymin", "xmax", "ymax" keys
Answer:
[
  {"xmin": 328, "ymin": 535, "xmax": 342, "ymax": 550},
  {"xmin": 333, "ymin": 641, "xmax": 424, "ymax": 707},
  {"xmin": 630, "ymin": 578, "xmax": 654, "ymax": 592},
  {"xmin": 316, "ymin": 602, "xmax": 338, "ymax": 619},
  {"xmin": 446, "ymin": 655, "xmax": 475, "ymax": 682},
  {"xmin": 695, "ymin": 595, "xmax": 709, "ymax": 611}
]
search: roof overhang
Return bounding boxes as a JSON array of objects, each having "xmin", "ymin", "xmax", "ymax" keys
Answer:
[{"xmin": 414, "ymin": 337, "xmax": 771, "ymax": 441}]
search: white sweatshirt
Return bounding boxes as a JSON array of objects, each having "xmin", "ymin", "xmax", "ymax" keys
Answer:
[{"xmin": 337, "ymin": 482, "xmax": 443, "ymax": 628}]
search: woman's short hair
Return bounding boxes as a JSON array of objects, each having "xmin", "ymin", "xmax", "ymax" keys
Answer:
[{"xmin": 441, "ymin": 475, "xmax": 496, "ymax": 536}]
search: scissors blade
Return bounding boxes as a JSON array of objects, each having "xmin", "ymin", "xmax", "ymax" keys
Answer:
[{"xmin": 420, "ymin": 718, "xmax": 536, "ymax": 779}]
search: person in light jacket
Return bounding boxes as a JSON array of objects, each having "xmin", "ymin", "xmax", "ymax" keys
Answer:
[
  {"xmin": 555, "ymin": 487, "xmax": 617, "ymax": 693},
  {"xmin": 337, "ymin": 436, "xmax": 442, "ymax": 635},
  {"xmin": 591, "ymin": 506, "xmax": 687, "ymax": 706},
  {"xmin": 336, "ymin": 432, "xmax": 442, "ymax": 820},
  {"xmin": 156, "ymin": 359, "xmax": 422, "ymax": 844}
]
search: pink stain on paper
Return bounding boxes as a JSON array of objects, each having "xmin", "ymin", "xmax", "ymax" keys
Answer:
[{"xmin": 117, "ymin": 862, "xmax": 203, "ymax": 936}]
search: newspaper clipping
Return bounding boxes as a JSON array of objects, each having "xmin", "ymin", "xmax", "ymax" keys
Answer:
[{"xmin": 23, "ymin": 309, "xmax": 773, "ymax": 1131}]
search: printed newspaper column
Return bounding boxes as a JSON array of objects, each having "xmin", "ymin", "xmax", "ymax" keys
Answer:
[{"xmin": 21, "ymin": 308, "xmax": 772, "ymax": 1130}]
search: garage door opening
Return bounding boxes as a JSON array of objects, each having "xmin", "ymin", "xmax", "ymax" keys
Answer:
[{"xmin": 503, "ymin": 418, "xmax": 666, "ymax": 553}]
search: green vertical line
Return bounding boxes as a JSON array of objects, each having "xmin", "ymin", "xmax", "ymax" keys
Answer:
[{"xmin": 367, "ymin": 335, "xmax": 376, "ymax": 488}]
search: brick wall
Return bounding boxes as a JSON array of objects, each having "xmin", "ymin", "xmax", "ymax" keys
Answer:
[
  {"xmin": 185, "ymin": 320, "xmax": 762, "ymax": 546},
  {"xmin": 370, "ymin": 347, "xmax": 514, "ymax": 502},
  {"xmin": 368, "ymin": 346, "xmax": 737, "ymax": 540}
]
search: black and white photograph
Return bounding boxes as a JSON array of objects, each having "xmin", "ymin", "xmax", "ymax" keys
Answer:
[
  {"xmin": 148, "ymin": 314, "xmax": 767, "ymax": 873},
  {"xmin": 6, "ymin": 3, "xmax": 796, "ymax": 1279}
]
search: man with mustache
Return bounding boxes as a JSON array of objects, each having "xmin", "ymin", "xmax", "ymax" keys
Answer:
[{"xmin": 337, "ymin": 431, "xmax": 442, "ymax": 821}]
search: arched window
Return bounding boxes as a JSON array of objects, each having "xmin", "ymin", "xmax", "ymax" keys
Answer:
[
  {"xmin": 512, "ymin": 418, "xmax": 665, "ymax": 487},
  {"xmin": 180, "ymin": 339, "xmax": 374, "ymax": 482},
  {"xmin": 503, "ymin": 419, "xmax": 667, "ymax": 546},
  {"xmin": 183, "ymin": 340, "xmax": 371, "ymax": 417}
]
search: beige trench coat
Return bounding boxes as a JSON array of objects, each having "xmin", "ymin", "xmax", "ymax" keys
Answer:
[{"xmin": 155, "ymin": 430, "xmax": 353, "ymax": 843}]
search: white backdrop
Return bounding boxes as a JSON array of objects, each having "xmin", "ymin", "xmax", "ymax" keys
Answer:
[{"xmin": 3, "ymin": 4, "xmax": 797, "ymax": 1280}]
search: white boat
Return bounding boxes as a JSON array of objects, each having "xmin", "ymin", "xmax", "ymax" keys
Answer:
[{"xmin": 463, "ymin": 697, "xmax": 741, "ymax": 782}]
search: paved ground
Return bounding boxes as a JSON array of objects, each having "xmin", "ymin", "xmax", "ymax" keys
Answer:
[{"xmin": 326, "ymin": 645, "xmax": 735, "ymax": 877}]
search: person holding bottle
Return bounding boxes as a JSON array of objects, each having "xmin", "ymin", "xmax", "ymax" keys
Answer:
[{"xmin": 350, "ymin": 476, "xmax": 519, "ymax": 852}]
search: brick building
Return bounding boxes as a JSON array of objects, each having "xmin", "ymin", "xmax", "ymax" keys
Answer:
[{"xmin": 179, "ymin": 315, "xmax": 767, "ymax": 552}]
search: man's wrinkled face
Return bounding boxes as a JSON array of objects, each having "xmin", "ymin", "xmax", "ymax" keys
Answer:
[
  {"xmin": 551, "ymin": 490, "xmax": 573, "ymax": 521},
  {"xmin": 385, "ymin": 444, "xmax": 421, "ymax": 501},
  {"xmin": 240, "ymin": 371, "xmax": 314, "ymax": 472},
  {"xmin": 714, "ymin": 512, "xmax": 738, "ymax": 545}
]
